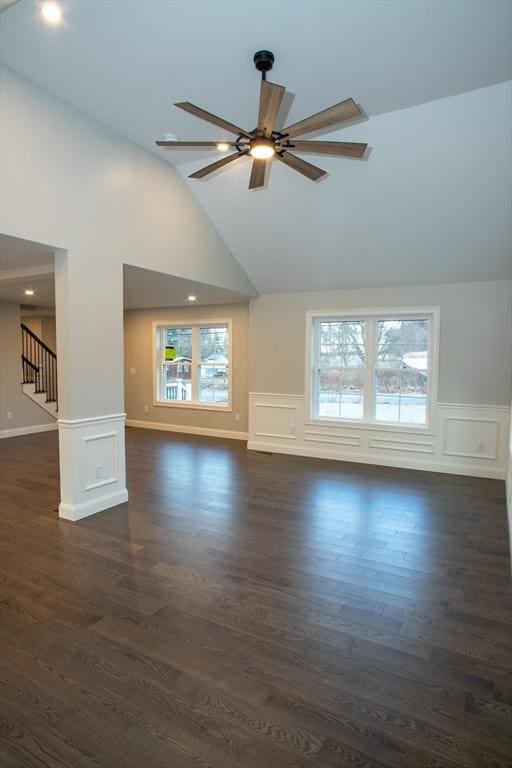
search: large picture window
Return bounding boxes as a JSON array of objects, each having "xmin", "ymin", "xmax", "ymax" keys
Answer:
[
  {"xmin": 309, "ymin": 309, "xmax": 438, "ymax": 427},
  {"xmin": 155, "ymin": 321, "xmax": 231, "ymax": 409}
]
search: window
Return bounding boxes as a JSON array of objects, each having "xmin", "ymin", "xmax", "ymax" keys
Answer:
[
  {"xmin": 155, "ymin": 321, "xmax": 231, "ymax": 409},
  {"xmin": 309, "ymin": 309, "xmax": 438, "ymax": 427}
]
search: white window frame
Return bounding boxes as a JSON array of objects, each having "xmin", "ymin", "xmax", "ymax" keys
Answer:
[
  {"xmin": 153, "ymin": 319, "xmax": 232, "ymax": 411},
  {"xmin": 305, "ymin": 307, "xmax": 440, "ymax": 432}
]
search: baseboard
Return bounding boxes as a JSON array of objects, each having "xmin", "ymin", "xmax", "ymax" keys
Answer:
[
  {"xmin": 0, "ymin": 422, "xmax": 58, "ymax": 439},
  {"xmin": 126, "ymin": 419, "xmax": 248, "ymax": 441},
  {"xmin": 247, "ymin": 440, "xmax": 506, "ymax": 480},
  {"xmin": 59, "ymin": 488, "xmax": 129, "ymax": 522}
]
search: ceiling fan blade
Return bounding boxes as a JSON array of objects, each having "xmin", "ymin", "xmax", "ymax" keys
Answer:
[
  {"xmin": 249, "ymin": 159, "xmax": 268, "ymax": 190},
  {"xmin": 189, "ymin": 150, "xmax": 248, "ymax": 179},
  {"xmin": 277, "ymin": 151, "xmax": 327, "ymax": 181},
  {"xmin": 288, "ymin": 140, "xmax": 367, "ymax": 158},
  {"xmin": 156, "ymin": 140, "xmax": 239, "ymax": 148},
  {"xmin": 258, "ymin": 80, "xmax": 286, "ymax": 136},
  {"xmin": 283, "ymin": 98, "xmax": 362, "ymax": 139},
  {"xmin": 175, "ymin": 102, "xmax": 251, "ymax": 138}
]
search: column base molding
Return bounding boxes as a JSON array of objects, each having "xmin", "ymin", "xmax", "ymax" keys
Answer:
[{"xmin": 59, "ymin": 488, "xmax": 129, "ymax": 522}]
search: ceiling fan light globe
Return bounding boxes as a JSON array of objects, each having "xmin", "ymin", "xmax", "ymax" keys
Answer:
[{"xmin": 249, "ymin": 139, "xmax": 275, "ymax": 160}]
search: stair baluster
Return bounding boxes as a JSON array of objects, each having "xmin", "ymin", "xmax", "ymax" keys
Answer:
[{"xmin": 20, "ymin": 324, "xmax": 58, "ymax": 412}]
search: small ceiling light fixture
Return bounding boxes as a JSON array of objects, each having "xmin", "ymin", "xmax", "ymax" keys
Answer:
[
  {"xmin": 24, "ymin": 289, "xmax": 35, "ymax": 296},
  {"xmin": 216, "ymin": 142, "xmax": 230, "ymax": 152},
  {"xmin": 41, "ymin": 2, "xmax": 62, "ymax": 25},
  {"xmin": 249, "ymin": 137, "xmax": 275, "ymax": 160},
  {"xmin": 187, "ymin": 295, "xmax": 197, "ymax": 302}
]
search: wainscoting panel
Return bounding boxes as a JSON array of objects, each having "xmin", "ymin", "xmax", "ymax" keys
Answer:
[
  {"xmin": 250, "ymin": 397, "xmax": 302, "ymax": 442},
  {"xmin": 248, "ymin": 393, "xmax": 509, "ymax": 479},
  {"xmin": 58, "ymin": 413, "xmax": 128, "ymax": 521},
  {"xmin": 443, "ymin": 416, "xmax": 499, "ymax": 460}
]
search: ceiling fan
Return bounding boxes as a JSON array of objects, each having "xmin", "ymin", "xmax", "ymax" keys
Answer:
[{"xmin": 156, "ymin": 51, "xmax": 368, "ymax": 189}]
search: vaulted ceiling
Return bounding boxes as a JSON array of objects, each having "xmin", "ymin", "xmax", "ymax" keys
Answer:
[{"xmin": 1, "ymin": 0, "xmax": 511, "ymax": 293}]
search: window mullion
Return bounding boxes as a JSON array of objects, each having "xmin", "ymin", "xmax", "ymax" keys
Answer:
[
  {"xmin": 192, "ymin": 326, "xmax": 199, "ymax": 402},
  {"xmin": 313, "ymin": 320, "xmax": 320, "ymax": 417},
  {"xmin": 364, "ymin": 318, "xmax": 375, "ymax": 421}
]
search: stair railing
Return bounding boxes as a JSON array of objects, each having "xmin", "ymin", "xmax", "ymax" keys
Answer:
[{"xmin": 20, "ymin": 323, "xmax": 58, "ymax": 409}]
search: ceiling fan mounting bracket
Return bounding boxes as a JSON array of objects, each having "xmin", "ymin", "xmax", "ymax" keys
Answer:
[{"xmin": 253, "ymin": 50, "xmax": 274, "ymax": 79}]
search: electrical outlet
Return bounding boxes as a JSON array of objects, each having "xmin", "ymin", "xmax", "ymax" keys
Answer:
[
  {"xmin": 144, "ymin": 405, "xmax": 149, "ymax": 413},
  {"xmin": 235, "ymin": 413, "xmax": 240, "ymax": 422},
  {"xmin": 6, "ymin": 411, "xmax": 12, "ymax": 420},
  {"xmin": 94, "ymin": 464, "xmax": 103, "ymax": 481},
  {"xmin": 477, "ymin": 442, "xmax": 485, "ymax": 453},
  {"xmin": 289, "ymin": 424, "xmax": 296, "ymax": 435}
]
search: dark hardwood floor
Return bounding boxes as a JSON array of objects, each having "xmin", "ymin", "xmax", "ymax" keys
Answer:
[{"xmin": 0, "ymin": 427, "xmax": 511, "ymax": 768}]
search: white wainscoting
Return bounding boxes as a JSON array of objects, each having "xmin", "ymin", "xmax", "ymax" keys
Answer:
[
  {"xmin": 58, "ymin": 413, "xmax": 128, "ymax": 521},
  {"xmin": 248, "ymin": 393, "xmax": 509, "ymax": 479}
]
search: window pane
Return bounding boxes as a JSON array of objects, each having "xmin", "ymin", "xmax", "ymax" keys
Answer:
[
  {"xmin": 400, "ymin": 319, "xmax": 429, "ymax": 351},
  {"xmin": 376, "ymin": 318, "xmax": 429, "ymax": 424},
  {"xmin": 317, "ymin": 368, "xmax": 364, "ymax": 419},
  {"xmin": 401, "ymin": 346, "xmax": 428, "ymax": 371},
  {"xmin": 376, "ymin": 344, "xmax": 402, "ymax": 368},
  {"xmin": 162, "ymin": 361, "xmax": 191, "ymax": 401},
  {"xmin": 165, "ymin": 327, "xmax": 192, "ymax": 360},
  {"xmin": 199, "ymin": 364, "xmax": 229, "ymax": 404},
  {"xmin": 320, "ymin": 344, "xmax": 342, "ymax": 367},
  {"xmin": 375, "ymin": 370, "xmax": 400, "ymax": 422},
  {"xmin": 320, "ymin": 321, "xmax": 365, "ymax": 364},
  {"xmin": 399, "ymin": 371, "xmax": 427, "ymax": 424},
  {"xmin": 318, "ymin": 369, "xmax": 341, "ymax": 418},
  {"xmin": 200, "ymin": 326, "xmax": 228, "ymax": 363},
  {"xmin": 320, "ymin": 321, "xmax": 343, "ymax": 346},
  {"xmin": 339, "ymin": 369, "xmax": 364, "ymax": 419},
  {"xmin": 375, "ymin": 369, "xmax": 427, "ymax": 424},
  {"xmin": 377, "ymin": 320, "xmax": 428, "ymax": 361}
]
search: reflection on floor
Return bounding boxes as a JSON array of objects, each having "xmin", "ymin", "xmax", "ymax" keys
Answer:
[{"xmin": 0, "ymin": 427, "xmax": 511, "ymax": 767}]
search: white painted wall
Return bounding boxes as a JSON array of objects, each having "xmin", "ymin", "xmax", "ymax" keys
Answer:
[
  {"xmin": 124, "ymin": 303, "xmax": 249, "ymax": 436},
  {"xmin": 0, "ymin": 66, "xmax": 254, "ymax": 517},
  {"xmin": 1, "ymin": 66, "xmax": 254, "ymax": 421},
  {"xmin": 249, "ymin": 280, "xmax": 512, "ymax": 405},
  {"xmin": 248, "ymin": 280, "xmax": 512, "ymax": 479},
  {"xmin": 0, "ymin": 302, "xmax": 55, "ymax": 435}
]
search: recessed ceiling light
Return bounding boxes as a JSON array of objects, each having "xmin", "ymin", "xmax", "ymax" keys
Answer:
[
  {"xmin": 216, "ymin": 143, "xmax": 229, "ymax": 152},
  {"xmin": 187, "ymin": 295, "xmax": 197, "ymax": 302},
  {"xmin": 41, "ymin": 2, "xmax": 62, "ymax": 25},
  {"xmin": 24, "ymin": 289, "xmax": 35, "ymax": 296}
]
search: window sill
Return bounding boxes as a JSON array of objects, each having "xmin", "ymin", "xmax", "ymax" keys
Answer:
[
  {"xmin": 154, "ymin": 400, "xmax": 232, "ymax": 413},
  {"xmin": 305, "ymin": 416, "xmax": 435, "ymax": 436}
]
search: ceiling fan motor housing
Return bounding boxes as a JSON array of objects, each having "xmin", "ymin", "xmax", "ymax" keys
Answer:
[{"xmin": 253, "ymin": 50, "xmax": 274, "ymax": 73}]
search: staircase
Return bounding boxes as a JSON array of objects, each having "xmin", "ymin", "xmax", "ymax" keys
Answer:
[{"xmin": 21, "ymin": 323, "xmax": 58, "ymax": 418}]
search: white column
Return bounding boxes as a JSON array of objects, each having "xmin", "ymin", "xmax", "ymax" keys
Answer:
[{"xmin": 55, "ymin": 248, "xmax": 128, "ymax": 521}]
